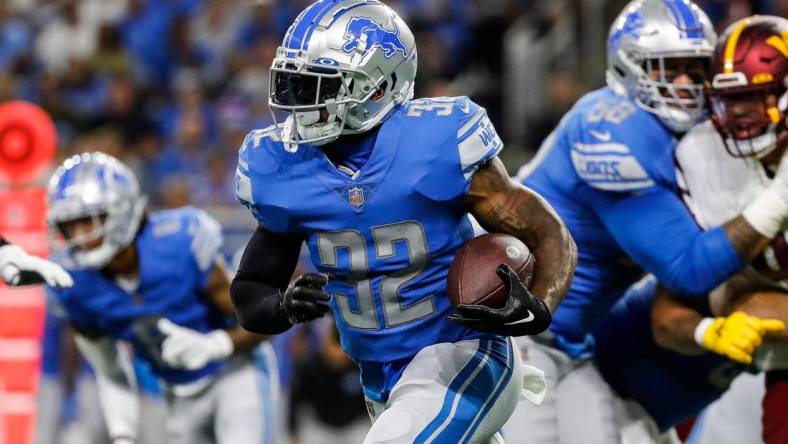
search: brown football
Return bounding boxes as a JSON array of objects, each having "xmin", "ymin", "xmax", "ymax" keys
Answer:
[{"xmin": 447, "ymin": 233, "xmax": 535, "ymax": 309}]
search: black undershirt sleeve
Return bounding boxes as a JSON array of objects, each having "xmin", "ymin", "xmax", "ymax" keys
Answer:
[
  {"xmin": 0, "ymin": 237, "xmax": 8, "ymax": 247},
  {"xmin": 230, "ymin": 225, "xmax": 305, "ymax": 335}
]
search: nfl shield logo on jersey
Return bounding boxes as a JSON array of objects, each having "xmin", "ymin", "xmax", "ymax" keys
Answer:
[{"xmin": 348, "ymin": 187, "xmax": 365, "ymax": 208}]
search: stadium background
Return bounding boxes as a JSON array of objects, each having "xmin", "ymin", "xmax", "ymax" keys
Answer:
[{"xmin": 0, "ymin": 0, "xmax": 786, "ymax": 443}]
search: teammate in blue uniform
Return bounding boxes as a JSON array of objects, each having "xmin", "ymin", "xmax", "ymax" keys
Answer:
[
  {"xmin": 504, "ymin": 1, "xmax": 788, "ymax": 442},
  {"xmin": 46, "ymin": 152, "xmax": 278, "ymax": 444},
  {"xmin": 229, "ymin": 1, "xmax": 577, "ymax": 443},
  {"xmin": 35, "ymin": 308, "xmax": 112, "ymax": 444},
  {"xmin": 596, "ymin": 16, "xmax": 788, "ymax": 444},
  {"xmin": 594, "ymin": 277, "xmax": 747, "ymax": 436},
  {"xmin": 593, "ymin": 275, "xmax": 783, "ymax": 441}
]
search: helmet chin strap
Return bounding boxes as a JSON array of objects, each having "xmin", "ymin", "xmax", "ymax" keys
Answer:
[
  {"xmin": 768, "ymin": 106, "xmax": 781, "ymax": 124},
  {"xmin": 654, "ymin": 103, "xmax": 699, "ymax": 133},
  {"xmin": 726, "ymin": 130, "xmax": 779, "ymax": 159},
  {"xmin": 281, "ymin": 115, "xmax": 300, "ymax": 153},
  {"xmin": 753, "ymin": 130, "xmax": 780, "ymax": 159},
  {"xmin": 284, "ymin": 107, "xmax": 343, "ymax": 149},
  {"xmin": 721, "ymin": 120, "xmax": 785, "ymax": 159}
]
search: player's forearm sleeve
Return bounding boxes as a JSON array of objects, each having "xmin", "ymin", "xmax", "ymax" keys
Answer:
[
  {"xmin": 590, "ymin": 186, "xmax": 743, "ymax": 297},
  {"xmin": 74, "ymin": 335, "xmax": 139, "ymax": 442},
  {"xmin": 230, "ymin": 225, "xmax": 303, "ymax": 334},
  {"xmin": 0, "ymin": 237, "xmax": 7, "ymax": 247},
  {"xmin": 231, "ymin": 277, "xmax": 291, "ymax": 334}
]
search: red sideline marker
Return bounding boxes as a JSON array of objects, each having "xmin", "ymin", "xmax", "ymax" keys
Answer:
[{"xmin": 0, "ymin": 101, "xmax": 56, "ymax": 185}]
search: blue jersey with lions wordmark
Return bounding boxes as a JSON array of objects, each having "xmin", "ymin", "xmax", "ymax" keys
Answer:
[
  {"xmin": 47, "ymin": 207, "xmax": 228, "ymax": 385},
  {"xmin": 237, "ymin": 97, "xmax": 501, "ymax": 367},
  {"xmin": 593, "ymin": 276, "xmax": 744, "ymax": 431},
  {"xmin": 519, "ymin": 87, "xmax": 741, "ymax": 357}
]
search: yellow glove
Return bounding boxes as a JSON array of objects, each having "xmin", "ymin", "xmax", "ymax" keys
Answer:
[{"xmin": 695, "ymin": 311, "xmax": 785, "ymax": 364}]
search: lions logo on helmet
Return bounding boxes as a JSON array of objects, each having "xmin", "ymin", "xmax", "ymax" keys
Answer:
[
  {"xmin": 47, "ymin": 152, "xmax": 147, "ymax": 268},
  {"xmin": 268, "ymin": 0, "xmax": 417, "ymax": 149},
  {"xmin": 342, "ymin": 16, "xmax": 409, "ymax": 58}
]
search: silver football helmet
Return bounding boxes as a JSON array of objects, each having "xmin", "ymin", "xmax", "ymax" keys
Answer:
[
  {"xmin": 47, "ymin": 152, "xmax": 147, "ymax": 268},
  {"xmin": 269, "ymin": 0, "xmax": 417, "ymax": 149},
  {"xmin": 607, "ymin": 0, "xmax": 717, "ymax": 133}
]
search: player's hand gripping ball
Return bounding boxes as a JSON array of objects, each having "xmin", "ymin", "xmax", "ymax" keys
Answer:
[{"xmin": 447, "ymin": 233, "xmax": 551, "ymax": 336}]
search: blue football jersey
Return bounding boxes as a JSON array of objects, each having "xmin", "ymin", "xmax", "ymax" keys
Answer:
[
  {"xmin": 520, "ymin": 87, "xmax": 741, "ymax": 356},
  {"xmin": 593, "ymin": 276, "xmax": 744, "ymax": 431},
  {"xmin": 41, "ymin": 308, "xmax": 67, "ymax": 377},
  {"xmin": 47, "ymin": 207, "xmax": 228, "ymax": 385},
  {"xmin": 236, "ymin": 97, "xmax": 501, "ymax": 366}
]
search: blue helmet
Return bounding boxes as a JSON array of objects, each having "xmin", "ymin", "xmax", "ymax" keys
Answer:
[
  {"xmin": 269, "ymin": 0, "xmax": 418, "ymax": 149},
  {"xmin": 607, "ymin": 0, "xmax": 717, "ymax": 132},
  {"xmin": 47, "ymin": 152, "xmax": 147, "ymax": 268}
]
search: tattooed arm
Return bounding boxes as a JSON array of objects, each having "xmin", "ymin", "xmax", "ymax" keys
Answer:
[{"xmin": 466, "ymin": 158, "xmax": 577, "ymax": 312}]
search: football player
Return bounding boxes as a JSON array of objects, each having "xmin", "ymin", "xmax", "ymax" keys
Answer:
[
  {"xmin": 230, "ymin": 1, "xmax": 577, "ymax": 443},
  {"xmin": 0, "ymin": 236, "xmax": 72, "ymax": 288},
  {"xmin": 667, "ymin": 15, "xmax": 788, "ymax": 444},
  {"xmin": 589, "ymin": 14, "xmax": 788, "ymax": 444},
  {"xmin": 593, "ymin": 275, "xmax": 782, "ymax": 444},
  {"xmin": 506, "ymin": 1, "xmax": 788, "ymax": 443},
  {"xmin": 46, "ymin": 152, "xmax": 279, "ymax": 444}
]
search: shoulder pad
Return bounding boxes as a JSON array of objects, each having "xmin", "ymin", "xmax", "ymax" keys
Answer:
[
  {"xmin": 148, "ymin": 207, "xmax": 223, "ymax": 272},
  {"xmin": 455, "ymin": 97, "xmax": 503, "ymax": 180},
  {"xmin": 573, "ymin": 99, "xmax": 676, "ymax": 193},
  {"xmin": 244, "ymin": 125, "xmax": 282, "ymax": 148},
  {"xmin": 174, "ymin": 207, "xmax": 223, "ymax": 272},
  {"xmin": 405, "ymin": 96, "xmax": 468, "ymax": 118},
  {"xmin": 149, "ymin": 209, "xmax": 187, "ymax": 239},
  {"xmin": 583, "ymin": 93, "xmax": 639, "ymax": 127},
  {"xmin": 236, "ymin": 127, "xmax": 282, "ymax": 226},
  {"xmin": 238, "ymin": 126, "xmax": 284, "ymax": 171}
]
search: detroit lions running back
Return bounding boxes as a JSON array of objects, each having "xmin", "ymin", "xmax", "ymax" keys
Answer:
[
  {"xmin": 46, "ymin": 152, "xmax": 279, "ymax": 444},
  {"xmin": 230, "ymin": 1, "xmax": 577, "ymax": 443},
  {"xmin": 505, "ymin": 1, "xmax": 788, "ymax": 443}
]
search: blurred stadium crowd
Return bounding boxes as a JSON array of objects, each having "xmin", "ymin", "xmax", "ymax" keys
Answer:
[
  {"xmin": 2, "ymin": 0, "xmax": 787, "ymax": 203},
  {"xmin": 0, "ymin": 0, "xmax": 787, "ymax": 443}
]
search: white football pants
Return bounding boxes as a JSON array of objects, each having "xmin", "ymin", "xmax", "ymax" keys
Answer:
[
  {"xmin": 502, "ymin": 336, "xmax": 619, "ymax": 444},
  {"xmin": 363, "ymin": 336, "xmax": 546, "ymax": 444},
  {"xmin": 165, "ymin": 343, "xmax": 281, "ymax": 444}
]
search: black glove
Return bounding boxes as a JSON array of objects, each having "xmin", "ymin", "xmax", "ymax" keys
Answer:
[
  {"xmin": 448, "ymin": 264, "xmax": 552, "ymax": 336},
  {"xmin": 279, "ymin": 273, "xmax": 331, "ymax": 324}
]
